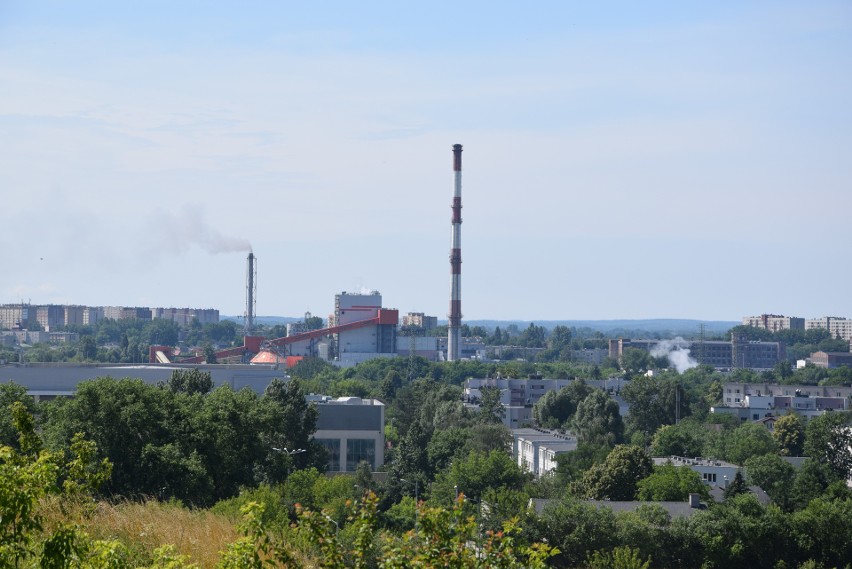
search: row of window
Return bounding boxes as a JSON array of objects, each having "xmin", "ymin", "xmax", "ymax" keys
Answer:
[{"xmin": 316, "ymin": 438, "xmax": 376, "ymax": 472}]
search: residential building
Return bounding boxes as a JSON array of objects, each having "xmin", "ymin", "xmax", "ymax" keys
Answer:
[
  {"xmin": 742, "ymin": 314, "xmax": 805, "ymax": 332},
  {"xmin": 530, "ymin": 495, "xmax": 707, "ymax": 518},
  {"xmin": 806, "ymin": 317, "xmax": 852, "ymax": 342},
  {"xmin": 512, "ymin": 428, "xmax": 577, "ymax": 477},
  {"xmin": 571, "ymin": 348, "xmax": 609, "ymax": 365},
  {"xmin": 464, "ymin": 377, "xmax": 628, "ymax": 428},
  {"xmin": 63, "ymin": 306, "xmax": 86, "ymax": 327},
  {"xmin": 712, "ymin": 382, "xmax": 852, "ymax": 421},
  {"xmin": 0, "ymin": 304, "xmax": 35, "ymax": 330},
  {"xmin": 652, "ymin": 456, "xmax": 741, "ymax": 487},
  {"xmin": 152, "ymin": 307, "xmax": 219, "ymax": 327},
  {"xmin": 401, "ymin": 312, "xmax": 438, "ymax": 330},
  {"xmin": 35, "ymin": 305, "xmax": 65, "ymax": 331},
  {"xmin": 102, "ymin": 306, "xmax": 152, "ymax": 321}
]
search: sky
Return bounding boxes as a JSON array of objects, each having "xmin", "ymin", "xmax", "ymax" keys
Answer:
[{"xmin": 1, "ymin": 1, "xmax": 850, "ymax": 321}]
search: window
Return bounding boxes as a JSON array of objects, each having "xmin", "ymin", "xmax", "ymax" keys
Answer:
[
  {"xmin": 316, "ymin": 439, "xmax": 341, "ymax": 472},
  {"xmin": 346, "ymin": 439, "xmax": 376, "ymax": 471}
]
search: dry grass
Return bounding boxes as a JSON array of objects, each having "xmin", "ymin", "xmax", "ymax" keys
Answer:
[{"xmin": 39, "ymin": 496, "xmax": 240, "ymax": 568}]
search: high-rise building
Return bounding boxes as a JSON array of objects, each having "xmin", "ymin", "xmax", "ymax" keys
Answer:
[
  {"xmin": 806, "ymin": 317, "xmax": 852, "ymax": 342},
  {"xmin": 742, "ymin": 314, "xmax": 804, "ymax": 332}
]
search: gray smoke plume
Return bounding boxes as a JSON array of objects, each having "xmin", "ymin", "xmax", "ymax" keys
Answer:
[
  {"xmin": 650, "ymin": 337, "xmax": 699, "ymax": 374},
  {"xmin": 151, "ymin": 207, "xmax": 252, "ymax": 254}
]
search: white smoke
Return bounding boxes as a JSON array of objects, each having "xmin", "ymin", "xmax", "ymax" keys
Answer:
[
  {"xmin": 650, "ymin": 336, "xmax": 699, "ymax": 374},
  {"xmin": 151, "ymin": 207, "xmax": 252, "ymax": 254}
]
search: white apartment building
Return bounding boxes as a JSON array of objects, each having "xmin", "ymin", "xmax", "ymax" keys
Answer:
[
  {"xmin": 512, "ymin": 428, "xmax": 577, "ymax": 477},
  {"xmin": 653, "ymin": 456, "xmax": 741, "ymax": 487},
  {"xmin": 806, "ymin": 317, "xmax": 852, "ymax": 342}
]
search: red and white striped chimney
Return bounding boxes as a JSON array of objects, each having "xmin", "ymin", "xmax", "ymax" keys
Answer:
[{"xmin": 448, "ymin": 144, "xmax": 463, "ymax": 361}]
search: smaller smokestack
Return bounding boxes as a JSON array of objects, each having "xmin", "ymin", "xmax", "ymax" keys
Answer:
[{"xmin": 245, "ymin": 252, "xmax": 257, "ymax": 336}]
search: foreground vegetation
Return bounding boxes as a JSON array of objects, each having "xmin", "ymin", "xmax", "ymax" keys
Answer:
[{"xmin": 3, "ymin": 313, "xmax": 852, "ymax": 567}]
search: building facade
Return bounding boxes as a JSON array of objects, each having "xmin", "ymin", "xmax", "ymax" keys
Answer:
[
  {"xmin": 0, "ymin": 304, "xmax": 35, "ymax": 330},
  {"xmin": 151, "ymin": 307, "xmax": 219, "ymax": 326},
  {"xmin": 742, "ymin": 314, "xmax": 805, "ymax": 332},
  {"xmin": 652, "ymin": 456, "xmax": 741, "ymax": 487},
  {"xmin": 806, "ymin": 317, "xmax": 852, "ymax": 342},
  {"xmin": 713, "ymin": 382, "xmax": 852, "ymax": 421},
  {"xmin": 609, "ymin": 336, "xmax": 785, "ymax": 370},
  {"xmin": 464, "ymin": 377, "xmax": 629, "ymax": 428},
  {"xmin": 401, "ymin": 312, "xmax": 438, "ymax": 330},
  {"xmin": 810, "ymin": 351, "xmax": 852, "ymax": 369},
  {"xmin": 310, "ymin": 395, "xmax": 385, "ymax": 472}
]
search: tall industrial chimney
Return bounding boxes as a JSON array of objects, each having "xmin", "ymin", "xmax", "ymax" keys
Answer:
[
  {"xmin": 448, "ymin": 144, "xmax": 463, "ymax": 361},
  {"xmin": 245, "ymin": 252, "xmax": 256, "ymax": 336}
]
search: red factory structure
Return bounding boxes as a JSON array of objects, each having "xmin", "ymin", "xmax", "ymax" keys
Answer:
[{"xmin": 150, "ymin": 276, "xmax": 398, "ymax": 368}]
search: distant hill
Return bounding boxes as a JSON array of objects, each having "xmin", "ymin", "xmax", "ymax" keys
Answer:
[{"xmin": 223, "ymin": 316, "xmax": 738, "ymax": 337}]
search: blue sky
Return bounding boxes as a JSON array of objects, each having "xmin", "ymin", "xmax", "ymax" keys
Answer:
[{"xmin": 1, "ymin": 1, "xmax": 850, "ymax": 321}]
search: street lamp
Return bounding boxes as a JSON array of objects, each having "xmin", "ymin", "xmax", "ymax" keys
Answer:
[{"xmin": 272, "ymin": 447, "xmax": 306, "ymax": 456}]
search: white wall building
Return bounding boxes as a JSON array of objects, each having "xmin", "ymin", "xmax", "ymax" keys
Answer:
[
  {"xmin": 311, "ymin": 395, "xmax": 385, "ymax": 473},
  {"xmin": 653, "ymin": 456, "xmax": 741, "ymax": 487},
  {"xmin": 464, "ymin": 377, "xmax": 628, "ymax": 428},
  {"xmin": 806, "ymin": 317, "xmax": 852, "ymax": 342},
  {"xmin": 512, "ymin": 428, "xmax": 577, "ymax": 477}
]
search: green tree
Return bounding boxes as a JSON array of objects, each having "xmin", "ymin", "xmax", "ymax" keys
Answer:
[
  {"xmin": 0, "ymin": 382, "xmax": 36, "ymax": 448},
  {"xmin": 723, "ymin": 471, "xmax": 748, "ymax": 500},
  {"xmin": 580, "ymin": 445, "xmax": 652, "ymax": 501},
  {"xmin": 744, "ymin": 454, "xmax": 796, "ymax": 510},
  {"xmin": 263, "ymin": 378, "xmax": 325, "ymax": 474},
  {"xmin": 621, "ymin": 375, "xmax": 690, "ymax": 436},
  {"xmin": 620, "ymin": 348, "xmax": 653, "ymax": 376},
  {"xmin": 204, "ymin": 344, "xmax": 218, "ymax": 364},
  {"xmin": 713, "ymin": 422, "xmax": 777, "ymax": 465},
  {"xmin": 636, "ymin": 462, "xmax": 709, "ymax": 502},
  {"xmin": 531, "ymin": 499, "xmax": 617, "ymax": 568},
  {"xmin": 165, "ymin": 368, "xmax": 214, "ymax": 395},
  {"xmin": 532, "ymin": 381, "xmax": 593, "ymax": 429},
  {"xmin": 587, "ymin": 546, "xmax": 651, "ymax": 569},
  {"xmin": 573, "ymin": 389, "xmax": 623, "ymax": 447},
  {"xmin": 476, "ymin": 386, "xmax": 505, "ymax": 424},
  {"xmin": 649, "ymin": 419, "xmax": 709, "ymax": 458},
  {"xmin": 433, "ymin": 450, "xmax": 528, "ymax": 504},
  {"xmin": 1, "ymin": 402, "xmax": 116, "ymax": 569},
  {"xmin": 804, "ymin": 411, "xmax": 852, "ymax": 480},
  {"xmin": 773, "ymin": 413, "xmax": 805, "ymax": 456},
  {"xmin": 790, "ymin": 498, "xmax": 852, "ymax": 568}
]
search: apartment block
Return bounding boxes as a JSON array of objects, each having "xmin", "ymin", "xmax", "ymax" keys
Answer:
[{"xmin": 742, "ymin": 314, "xmax": 805, "ymax": 332}]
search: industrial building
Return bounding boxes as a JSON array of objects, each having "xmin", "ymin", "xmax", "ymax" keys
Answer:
[
  {"xmin": 809, "ymin": 351, "xmax": 852, "ymax": 369},
  {"xmin": 0, "ymin": 362, "xmax": 286, "ymax": 400},
  {"xmin": 609, "ymin": 336, "xmax": 785, "ymax": 370}
]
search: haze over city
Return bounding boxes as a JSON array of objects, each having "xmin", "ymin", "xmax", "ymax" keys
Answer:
[{"xmin": 2, "ymin": 1, "xmax": 850, "ymax": 321}]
